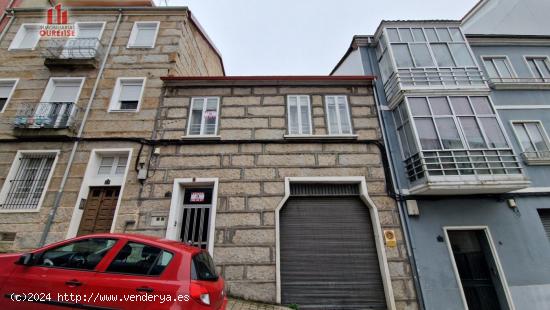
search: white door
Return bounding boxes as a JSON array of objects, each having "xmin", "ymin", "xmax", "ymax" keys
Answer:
[{"xmin": 62, "ymin": 23, "xmax": 103, "ymax": 59}]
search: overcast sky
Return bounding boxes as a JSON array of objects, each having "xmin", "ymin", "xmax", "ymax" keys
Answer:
[{"xmin": 155, "ymin": 0, "xmax": 479, "ymax": 75}]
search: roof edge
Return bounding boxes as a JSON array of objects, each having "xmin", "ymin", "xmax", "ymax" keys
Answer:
[
  {"xmin": 161, "ymin": 75, "xmax": 375, "ymax": 87},
  {"xmin": 188, "ymin": 11, "xmax": 226, "ymax": 76},
  {"xmin": 329, "ymin": 36, "xmax": 373, "ymax": 76},
  {"xmin": 462, "ymin": 0, "xmax": 488, "ymax": 23}
]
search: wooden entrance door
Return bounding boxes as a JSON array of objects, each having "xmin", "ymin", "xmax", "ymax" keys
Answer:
[{"xmin": 77, "ymin": 187, "xmax": 120, "ymax": 236}]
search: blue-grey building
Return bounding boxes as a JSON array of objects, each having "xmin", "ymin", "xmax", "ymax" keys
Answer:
[{"xmin": 332, "ymin": 0, "xmax": 550, "ymax": 309}]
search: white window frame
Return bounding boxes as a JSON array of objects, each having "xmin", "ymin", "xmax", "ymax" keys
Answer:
[
  {"xmin": 524, "ymin": 55, "xmax": 550, "ymax": 82},
  {"xmin": 511, "ymin": 120, "xmax": 550, "ymax": 164},
  {"xmin": 325, "ymin": 95, "xmax": 353, "ymax": 135},
  {"xmin": 127, "ymin": 21, "xmax": 160, "ymax": 49},
  {"xmin": 0, "ymin": 78, "xmax": 19, "ymax": 113},
  {"xmin": 75, "ymin": 21, "xmax": 106, "ymax": 40},
  {"xmin": 481, "ymin": 55, "xmax": 517, "ymax": 81},
  {"xmin": 108, "ymin": 77, "xmax": 146, "ymax": 112},
  {"xmin": 186, "ymin": 97, "xmax": 220, "ymax": 136},
  {"xmin": 286, "ymin": 95, "xmax": 312, "ymax": 135},
  {"xmin": 9, "ymin": 23, "xmax": 41, "ymax": 50},
  {"xmin": 0, "ymin": 150, "xmax": 60, "ymax": 213},
  {"xmin": 97, "ymin": 154, "xmax": 128, "ymax": 176},
  {"xmin": 41, "ymin": 77, "xmax": 86, "ymax": 103},
  {"xmin": 443, "ymin": 226, "xmax": 516, "ymax": 310}
]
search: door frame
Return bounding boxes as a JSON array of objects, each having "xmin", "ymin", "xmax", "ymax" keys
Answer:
[
  {"xmin": 165, "ymin": 178, "xmax": 219, "ymax": 255},
  {"xmin": 443, "ymin": 226, "xmax": 516, "ymax": 310},
  {"xmin": 274, "ymin": 176, "xmax": 396, "ymax": 309}
]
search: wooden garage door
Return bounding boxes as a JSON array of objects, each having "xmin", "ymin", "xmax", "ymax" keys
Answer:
[
  {"xmin": 77, "ymin": 187, "xmax": 120, "ymax": 236},
  {"xmin": 280, "ymin": 196, "xmax": 386, "ymax": 309}
]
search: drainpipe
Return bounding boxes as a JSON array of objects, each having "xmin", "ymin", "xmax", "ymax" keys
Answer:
[
  {"xmin": 366, "ymin": 47, "xmax": 426, "ymax": 309},
  {"xmin": 39, "ymin": 10, "xmax": 123, "ymax": 246}
]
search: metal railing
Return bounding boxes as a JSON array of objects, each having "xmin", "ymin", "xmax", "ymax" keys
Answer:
[
  {"xmin": 384, "ymin": 67, "xmax": 487, "ymax": 104},
  {"xmin": 405, "ymin": 149, "xmax": 524, "ymax": 182},
  {"xmin": 14, "ymin": 102, "xmax": 79, "ymax": 130},
  {"xmin": 41, "ymin": 37, "xmax": 103, "ymax": 60},
  {"xmin": 488, "ymin": 77, "xmax": 550, "ymax": 84},
  {"xmin": 180, "ymin": 205, "xmax": 211, "ymax": 250}
]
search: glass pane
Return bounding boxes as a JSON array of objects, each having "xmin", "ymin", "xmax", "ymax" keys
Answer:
[
  {"xmin": 494, "ymin": 58, "xmax": 514, "ymax": 78},
  {"xmin": 429, "ymin": 97, "xmax": 452, "ymax": 115},
  {"xmin": 449, "ymin": 44, "xmax": 475, "ymax": 67},
  {"xmin": 38, "ymin": 239, "xmax": 116, "ymax": 270},
  {"xmin": 460, "ymin": 117, "xmax": 487, "ymax": 148},
  {"xmin": 387, "ymin": 28, "xmax": 400, "ymax": 42},
  {"xmin": 106, "ymin": 242, "xmax": 163, "ymax": 275},
  {"xmin": 470, "ymin": 97, "xmax": 493, "ymax": 114},
  {"xmin": 288, "ymin": 96, "xmax": 299, "ymax": 134},
  {"xmin": 398, "ymin": 28, "xmax": 414, "ymax": 42},
  {"xmin": 450, "ymin": 97, "xmax": 474, "ymax": 115},
  {"xmin": 435, "ymin": 118, "xmax": 464, "ymax": 149},
  {"xmin": 480, "ymin": 118, "xmax": 508, "ymax": 148},
  {"xmin": 449, "ymin": 28, "xmax": 463, "ymax": 41},
  {"xmin": 415, "ymin": 118, "xmax": 441, "ymax": 150},
  {"xmin": 392, "ymin": 44, "xmax": 414, "ymax": 68},
  {"xmin": 299, "ymin": 96, "xmax": 311, "ymax": 134},
  {"xmin": 393, "ymin": 107, "xmax": 403, "ymax": 127},
  {"xmin": 134, "ymin": 24, "xmax": 157, "ymax": 46},
  {"xmin": 483, "ymin": 59, "xmax": 499, "ymax": 78},
  {"xmin": 189, "ymin": 100, "xmax": 203, "ymax": 135},
  {"xmin": 436, "ymin": 28, "xmax": 452, "ymax": 41},
  {"xmin": 526, "ymin": 123, "xmax": 549, "ymax": 152},
  {"xmin": 337, "ymin": 96, "xmax": 351, "ymax": 134},
  {"xmin": 203, "ymin": 98, "xmax": 218, "ymax": 135},
  {"xmin": 513, "ymin": 124, "xmax": 535, "ymax": 152},
  {"xmin": 412, "ymin": 28, "xmax": 426, "ymax": 42},
  {"xmin": 410, "ymin": 43, "xmax": 434, "ymax": 67},
  {"xmin": 404, "ymin": 122, "xmax": 418, "ymax": 154},
  {"xmin": 527, "ymin": 59, "xmax": 542, "ymax": 79},
  {"xmin": 424, "ymin": 28, "xmax": 438, "ymax": 42},
  {"xmin": 398, "ymin": 128, "xmax": 411, "ymax": 159},
  {"xmin": 379, "ymin": 51, "xmax": 393, "ymax": 83},
  {"xmin": 535, "ymin": 59, "xmax": 550, "ymax": 78},
  {"xmin": 431, "ymin": 43, "xmax": 455, "ymax": 67},
  {"xmin": 398, "ymin": 102, "xmax": 409, "ymax": 123},
  {"xmin": 408, "ymin": 97, "xmax": 430, "ymax": 116},
  {"xmin": 326, "ymin": 97, "xmax": 339, "ymax": 134}
]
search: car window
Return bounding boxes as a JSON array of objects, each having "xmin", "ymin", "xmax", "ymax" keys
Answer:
[
  {"xmin": 191, "ymin": 252, "xmax": 218, "ymax": 281},
  {"xmin": 36, "ymin": 238, "xmax": 117, "ymax": 270},
  {"xmin": 105, "ymin": 242, "xmax": 173, "ymax": 276}
]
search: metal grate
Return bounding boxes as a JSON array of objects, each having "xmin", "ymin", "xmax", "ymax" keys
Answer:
[
  {"xmin": 14, "ymin": 102, "xmax": 78, "ymax": 129},
  {"xmin": 42, "ymin": 37, "xmax": 103, "ymax": 60},
  {"xmin": 290, "ymin": 183, "xmax": 360, "ymax": 196},
  {"xmin": 1, "ymin": 154, "xmax": 55, "ymax": 210},
  {"xmin": 180, "ymin": 206, "xmax": 211, "ymax": 249}
]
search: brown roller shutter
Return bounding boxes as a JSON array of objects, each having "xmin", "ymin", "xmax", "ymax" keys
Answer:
[{"xmin": 280, "ymin": 193, "xmax": 386, "ymax": 309}]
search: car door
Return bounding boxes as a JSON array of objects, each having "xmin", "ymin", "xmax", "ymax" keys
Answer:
[
  {"xmin": 84, "ymin": 240, "xmax": 182, "ymax": 310},
  {"xmin": 1, "ymin": 238, "xmax": 117, "ymax": 309}
]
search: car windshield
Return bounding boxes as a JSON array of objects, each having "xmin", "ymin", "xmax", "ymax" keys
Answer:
[{"xmin": 191, "ymin": 252, "xmax": 219, "ymax": 281}]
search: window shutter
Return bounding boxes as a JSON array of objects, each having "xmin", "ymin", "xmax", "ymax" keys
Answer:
[
  {"xmin": 19, "ymin": 26, "xmax": 39, "ymax": 48},
  {"xmin": 134, "ymin": 23, "xmax": 157, "ymax": 47},
  {"xmin": 49, "ymin": 81, "xmax": 81, "ymax": 103},
  {"xmin": 0, "ymin": 82, "xmax": 15, "ymax": 99}
]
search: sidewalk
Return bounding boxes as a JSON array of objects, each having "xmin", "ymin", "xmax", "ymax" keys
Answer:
[{"xmin": 227, "ymin": 297, "xmax": 293, "ymax": 310}]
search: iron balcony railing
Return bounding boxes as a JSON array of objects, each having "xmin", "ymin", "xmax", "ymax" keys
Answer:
[
  {"xmin": 41, "ymin": 37, "xmax": 103, "ymax": 60},
  {"xmin": 14, "ymin": 102, "xmax": 79, "ymax": 130},
  {"xmin": 405, "ymin": 149, "xmax": 524, "ymax": 183},
  {"xmin": 384, "ymin": 67, "xmax": 487, "ymax": 105}
]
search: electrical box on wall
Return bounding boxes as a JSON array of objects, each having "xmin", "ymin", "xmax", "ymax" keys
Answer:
[{"xmin": 151, "ymin": 216, "xmax": 166, "ymax": 227}]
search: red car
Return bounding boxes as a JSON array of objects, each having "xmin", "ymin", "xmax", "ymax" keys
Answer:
[{"xmin": 0, "ymin": 233, "xmax": 226, "ymax": 309}]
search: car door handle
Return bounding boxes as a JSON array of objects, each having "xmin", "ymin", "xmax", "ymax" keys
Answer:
[
  {"xmin": 65, "ymin": 279, "xmax": 83, "ymax": 287},
  {"xmin": 136, "ymin": 286, "xmax": 154, "ymax": 293}
]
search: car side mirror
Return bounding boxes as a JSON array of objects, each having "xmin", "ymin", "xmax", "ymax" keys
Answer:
[{"xmin": 15, "ymin": 253, "xmax": 34, "ymax": 266}]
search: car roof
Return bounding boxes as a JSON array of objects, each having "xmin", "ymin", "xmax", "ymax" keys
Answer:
[{"xmin": 71, "ymin": 233, "xmax": 203, "ymax": 255}]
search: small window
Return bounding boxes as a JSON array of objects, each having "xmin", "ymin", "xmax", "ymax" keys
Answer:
[
  {"xmin": 325, "ymin": 95, "xmax": 352, "ymax": 135},
  {"xmin": 191, "ymin": 252, "xmax": 219, "ymax": 281},
  {"xmin": 36, "ymin": 238, "xmax": 116, "ymax": 270},
  {"xmin": 0, "ymin": 152, "xmax": 57, "ymax": 211},
  {"xmin": 187, "ymin": 97, "xmax": 220, "ymax": 136},
  {"xmin": 287, "ymin": 95, "xmax": 312, "ymax": 135},
  {"xmin": 106, "ymin": 242, "xmax": 173, "ymax": 276},
  {"xmin": 9, "ymin": 24, "xmax": 40, "ymax": 50},
  {"xmin": 513, "ymin": 122, "xmax": 550, "ymax": 160},
  {"xmin": 98, "ymin": 155, "xmax": 128, "ymax": 176},
  {"xmin": 109, "ymin": 78, "xmax": 145, "ymax": 112},
  {"xmin": 483, "ymin": 57, "xmax": 516, "ymax": 81},
  {"xmin": 128, "ymin": 22, "xmax": 160, "ymax": 48},
  {"xmin": 0, "ymin": 79, "xmax": 18, "ymax": 113},
  {"xmin": 526, "ymin": 57, "xmax": 550, "ymax": 82}
]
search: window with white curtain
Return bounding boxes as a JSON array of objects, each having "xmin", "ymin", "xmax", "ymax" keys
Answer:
[
  {"xmin": 128, "ymin": 22, "xmax": 160, "ymax": 48},
  {"xmin": 526, "ymin": 57, "xmax": 550, "ymax": 82},
  {"xmin": 187, "ymin": 97, "xmax": 220, "ymax": 136},
  {"xmin": 383, "ymin": 27, "xmax": 476, "ymax": 69},
  {"xmin": 397, "ymin": 96, "xmax": 509, "ymax": 158},
  {"xmin": 0, "ymin": 79, "xmax": 18, "ymax": 113},
  {"xmin": 325, "ymin": 95, "xmax": 352, "ymax": 135},
  {"xmin": 482, "ymin": 57, "xmax": 516, "ymax": 81},
  {"xmin": 513, "ymin": 121, "xmax": 550, "ymax": 160},
  {"xmin": 109, "ymin": 78, "xmax": 146, "ymax": 111},
  {"xmin": 287, "ymin": 95, "xmax": 312, "ymax": 135},
  {"xmin": 9, "ymin": 24, "xmax": 40, "ymax": 50}
]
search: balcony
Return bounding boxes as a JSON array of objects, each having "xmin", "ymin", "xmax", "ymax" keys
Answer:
[
  {"xmin": 384, "ymin": 67, "xmax": 487, "ymax": 108},
  {"xmin": 13, "ymin": 102, "xmax": 79, "ymax": 137},
  {"xmin": 486, "ymin": 77, "xmax": 550, "ymax": 90},
  {"xmin": 520, "ymin": 151, "xmax": 550, "ymax": 165},
  {"xmin": 42, "ymin": 38, "xmax": 103, "ymax": 68},
  {"xmin": 404, "ymin": 149, "xmax": 530, "ymax": 195}
]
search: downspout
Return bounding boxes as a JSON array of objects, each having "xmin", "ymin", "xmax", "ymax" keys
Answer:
[
  {"xmin": 39, "ymin": 10, "xmax": 123, "ymax": 246},
  {"xmin": 365, "ymin": 47, "xmax": 426, "ymax": 310}
]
